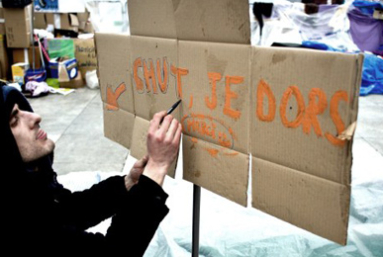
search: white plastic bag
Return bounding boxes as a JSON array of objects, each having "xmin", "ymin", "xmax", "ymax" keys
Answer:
[{"xmin": 85, "ymin": 70, "xmax": 99, "ymax": 89}]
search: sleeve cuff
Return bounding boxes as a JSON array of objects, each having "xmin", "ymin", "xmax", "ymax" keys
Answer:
[{"xmin": 136, "ymin": 174, "xmax": 168, "ymax": 204}]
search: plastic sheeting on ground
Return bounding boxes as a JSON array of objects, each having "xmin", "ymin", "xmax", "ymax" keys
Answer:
[
  {"xmin": 360, "ymin": 53, "xmax": 383, "ymax": 96},
  {"xmin": 58, "ymin": 136, "xmax": 383, "ymax": 257},
  {"xmin": 250, "ymin": 0, "xmax": 359, "ymax": 53}
]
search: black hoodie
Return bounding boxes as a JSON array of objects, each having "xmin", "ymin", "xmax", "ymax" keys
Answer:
[{"xmin": 0, "ymin": 85, "xmax": 169, "ymax": 255}]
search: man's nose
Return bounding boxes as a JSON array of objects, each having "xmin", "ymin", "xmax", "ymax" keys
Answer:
[{"xmin": 28, "ymin": 112, "xmax": 42, "ymax": 127}]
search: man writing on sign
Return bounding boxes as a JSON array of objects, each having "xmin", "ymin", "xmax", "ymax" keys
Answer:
[{"xmin": 0, "ymin": 84, "xmax": 182, "ymax": 255}]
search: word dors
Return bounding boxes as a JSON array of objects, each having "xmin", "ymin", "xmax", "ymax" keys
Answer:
[{"xmin": 256, "ymin": 79, "xmax": 350, "ymax": 147}]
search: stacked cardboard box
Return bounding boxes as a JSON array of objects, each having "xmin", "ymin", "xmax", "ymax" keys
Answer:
[{"xmin": 3, "ymin": 4, "xmax": 32, "ymax": 48}]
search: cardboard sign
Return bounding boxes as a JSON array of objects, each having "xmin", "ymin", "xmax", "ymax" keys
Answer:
[
  {"xmin": 74, "ymin": 38, "xmax": 98, "ymax": 77},
  {"xmin": 96, "ymin": 0, "xmax": 363, "ymax": 245}
]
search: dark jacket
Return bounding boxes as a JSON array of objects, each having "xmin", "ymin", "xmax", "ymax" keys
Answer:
[{"xmin": 0, "ymin": 85, "xmax": 169, "ymax": 255}]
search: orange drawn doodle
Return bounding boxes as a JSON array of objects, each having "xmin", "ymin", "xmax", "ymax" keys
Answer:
[
  {"xmin": 280, "ymin": 85, "xmax": 305, "ymax": 128},
  {"xmin": 224, "ymin": 76, "xmax": 243, "ymax": 120},
  {"xmin": 325, "ymin": 90, "xmax": 348, "ymax": 146},
  {"xmin": 182, "ymin": 113, "xmax": 235, "ymax": 149},
  {"xmin": 106, "ymin": 83, "xmax": 126, "ymax": 111},
  {"xmin": 256, "ymin": 79, "xmax": 276, "ymax": 122},
  {"xmin": 205, "ymin": 148, "xmax": 219, "ymax": 157},
  {"xmin": 205, "ymin": 72, "xmax": 222, "ymax": 110},
  {"xmin": 302, "ymin": 88, "xmax": 327, "ymax": 137}
]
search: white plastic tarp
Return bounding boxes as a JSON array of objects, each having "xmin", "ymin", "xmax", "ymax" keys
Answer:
[{"xmin": 58, "ymin": 136, "xmax": 383, "ymax": 257}]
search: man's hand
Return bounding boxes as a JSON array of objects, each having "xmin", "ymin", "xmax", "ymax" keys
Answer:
[
  {"xmin": 144, "ymin": 111, "xmax": 182, "ymax": 186},
  {"xmin": 124, "ymin": 155, "xmax": 149, "ymax": 191}
]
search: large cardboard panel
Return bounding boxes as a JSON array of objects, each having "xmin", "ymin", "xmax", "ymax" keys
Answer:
[
  {"xmin": 128, "ymin": 0, "xmax": 177, "ymax": 39},
  {"xmin": 3, "ymin": 5, "xmax": 32, "ymax": 48},
  {"xmin": 173, "ymin": 0, "xmax": 250, "ymax": 44},
  {"xmin": 179, "ymin": 41, "xmax": 250, "ymax": 153},
  {"xmin": 252, "ymin": 157, "xmax": 350, "ymax": 245},
  {"xmin": 251, "ymin": 47, "xmax": 363, "ymax": 185},
  {"xmin": 130, "ymin": 36, "xmax": 180, "ymax": 121},
  {"xmin": 183, "ymin": 135, "xmax": 248, "ymax": 206},
  {"xmin": 130, "ymin": 116, "xmax": 177, "ymax": 178},
  {"xmin": 103, "ymin": 104, "xmax": 135, "ymax": 149},
  {"xmin": 95, "ymin": 33, "xmax": 134, "ymax": 114}
]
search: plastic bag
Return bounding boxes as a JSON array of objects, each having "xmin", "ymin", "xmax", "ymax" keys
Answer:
[
  {"xmin": 85, "ymin": 70, "xmax": 99, "ymax": 89},
  {"xmin": 360, "ymin": 52, "xmax": 383, "ymax": 96}
]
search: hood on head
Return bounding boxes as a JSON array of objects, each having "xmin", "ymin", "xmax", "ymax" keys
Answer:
[{"xmin": 0, "ymin": 85, "xmax": 53, "ymax": 176}]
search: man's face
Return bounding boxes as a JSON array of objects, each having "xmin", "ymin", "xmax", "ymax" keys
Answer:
[{"xmin": 9, "ymin": 104, "xmax": 55, "ymax": 163}]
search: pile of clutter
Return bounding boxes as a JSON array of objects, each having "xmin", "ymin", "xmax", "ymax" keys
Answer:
[
  {"xmin": 251, "ymin": 0, "xmax": 383, "ymax": 96},
  {"xmin": 0, "ymin": 0, "xmax": 99, "ymax": 98}
]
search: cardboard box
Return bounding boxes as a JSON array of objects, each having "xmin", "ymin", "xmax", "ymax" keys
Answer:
[
  {"xmin": 0, "ymin": 23, "xmax": 5, "ymax": 35},
  {"xmin": 58, "ymin": 13, "xmax": 79, "ymax": 32},
  {"xmin": 74, "ymin": 38, "xmax": 97, "ymax": 78},
  {"xmin": 46, "ymin": 13, "xmax": 54, "ymax": 26},
  {"xmin": 0, "ymin": 34, "xmax": 10, "ymax": 79},
  {"xmin": 34, "ymin": 12, "xmax": 47, "ymax": 29},
  {"xmin": 12, "ymin": 62, "xmax": 29, "ymax": 84},
  {"xmin": 3, "ymin": 4, "xmax": 32, "ymax": 48},
  {"xmin": 59, "ymin": 70, "xmax": 84, "ymax": 88},
  {"xmin": 12, "ymin": 46, "xmax": 42, "ymax": 69},
  {"xmin": 95, "ymin": 0, "xmax": 363, "ymax": 245}
]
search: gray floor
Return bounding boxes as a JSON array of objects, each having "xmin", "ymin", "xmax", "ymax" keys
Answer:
[
  {"xmin": 29, "ymin": 87, "xmax": 383, "ymax": 176},
  {"xmin": 29, "ymin": 87, "xmax": 128, "ymax": 175}
]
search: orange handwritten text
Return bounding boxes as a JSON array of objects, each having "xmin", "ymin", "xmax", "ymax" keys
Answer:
[
  {"xmin": 256, "ymin": 79, "xmax": 350, "ymax": 147},
  {"xmin": 325, "ymin": 91, "xmax": 348, "ymax": 146},
  {"xmin": 224, "ymin": 76, "xmax": 243, "ymax": 120},
  {"xmin": 256, "ymin": 79, "xmax": 276, "ymax": 122},
  {"xmin": 143, "ymin": 59, "xmax": 157, "ymax": 93},
  {"xmin": 133, "ymin": 57, "xmax": 172, "ymax": 94},
  {"xmin": 171, "ymin": 65, "xmax": 189, "ymax": 98},
  {"xmin": 205, "ymin": 72, "xmax": 221, "ymax": 110}
]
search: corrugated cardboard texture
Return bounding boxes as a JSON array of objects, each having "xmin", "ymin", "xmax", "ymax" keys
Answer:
[
  {"xmin": 128, "ymin": 0, "xmax": 177, "ymax": 39},
  {"xmin": 173, "ymin": 0, "xmax": 250, "ymax": 44},
  {"xmin": 3, "ymin": 5, "xmax": 32, "ymax": 48},
  {"xmin": 96, "ymin": 33, "xmax": 134, "ymax": 114},
  {"xmin": 179, "ymin": 40, "xmax": 250, "ymax": 154},
  {"xmin": 251, "ymin": 47, "xmax": 362, "ymax": 185},
  {"xmin": 130, "ymin": 36, "xmax": 180, "ymax": 121},
  {"xmin": 103, "ymin": 103, "xmax": 135, "ymax": 150},
  {"xmin": 252, "ymin": 157, "xmax": 350, "ymax": 245},
  {"xmin": 128, "ymin": 0, "xmax": 250, "ymax": 44},
  {"xmin": 130, "ymin": 116, "xmax": 150, "ymax": 160},
  {"xmin": 183, "ymin": 135, "xmax": 248, "ymax": 206}
]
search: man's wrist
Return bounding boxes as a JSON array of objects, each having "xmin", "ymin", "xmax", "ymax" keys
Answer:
[
  {"xmin": 143, "ymin": 160, "xmax": 169, "ymax": 186},
  {"xmin": 124, "ymin": 175, "xmax": 136, "ymax": 191}
]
